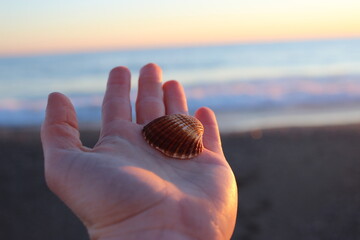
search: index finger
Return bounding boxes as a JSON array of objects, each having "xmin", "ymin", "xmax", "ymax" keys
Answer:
[{"xmin": 101, "ymin": 66, "xmax": 132, "ymax": 134}]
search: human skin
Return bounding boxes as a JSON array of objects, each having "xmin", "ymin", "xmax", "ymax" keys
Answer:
[{"xmin": 41, "ymin": 63, "xmax": 238, "ymax": 240}]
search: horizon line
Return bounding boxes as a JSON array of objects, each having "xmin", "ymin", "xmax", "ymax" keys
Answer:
[{"xmin": 1, "ymin": 35, "xmax": 359, "ymax": 59}]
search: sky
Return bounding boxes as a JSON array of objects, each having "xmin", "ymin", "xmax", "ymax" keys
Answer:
[{"xmin": 1, "ymin": 0, "xmax": 360, "ymax": 56}]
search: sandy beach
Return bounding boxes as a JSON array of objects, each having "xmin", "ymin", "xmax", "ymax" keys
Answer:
[{"xmin": 0, "ymin": 124, "xmax": 359, "ymax": 240}]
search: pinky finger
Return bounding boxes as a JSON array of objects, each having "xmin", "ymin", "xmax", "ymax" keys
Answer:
[{"xmin": 195, "ymin": 107, "xmax": 222, "ymax": 154}]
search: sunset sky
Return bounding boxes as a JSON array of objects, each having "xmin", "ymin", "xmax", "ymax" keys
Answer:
[{"xmin": 1, "ymin": 0, "xmax": 360, "ymax": 56}]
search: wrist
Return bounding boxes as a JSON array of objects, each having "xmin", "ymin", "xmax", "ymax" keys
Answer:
[
  {"xmin": 89, "ymin": 228, "xmax": 197, "ymax": 240},
  {"xmin": 85, "ymin": 196, "xmax": 231, "ymax": 240},
  {"xmin": 90, "ymin": 231, "xmax": 197, "ymax": 240}
]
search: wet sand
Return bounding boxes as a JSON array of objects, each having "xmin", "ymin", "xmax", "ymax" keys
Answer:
[{"xmin": 0, "ymin": 125, "xmax": 359, "ymax": 240}]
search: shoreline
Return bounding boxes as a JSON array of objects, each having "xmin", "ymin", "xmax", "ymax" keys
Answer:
[
  {"xmin": 2, "ymin": 119, "xmax": 360, "ymax": 134},
  {"xmin": 2, "ymin": 102, "xmax": 360, "ymax": 135}
]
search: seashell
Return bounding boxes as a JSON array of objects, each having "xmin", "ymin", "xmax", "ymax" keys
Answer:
[{"xmin": 142, "ymin": 114, "xmax": 204, "ymax": 159}]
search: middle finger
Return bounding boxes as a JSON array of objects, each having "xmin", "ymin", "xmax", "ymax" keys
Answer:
[{"xmin": 136, "ymin": 63, "xmax": 165, "ymax": 124}]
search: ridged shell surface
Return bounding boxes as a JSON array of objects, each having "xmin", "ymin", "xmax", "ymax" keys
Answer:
[{"xmin": 142, "ymin": 114, "xmax": 204, "ymax": 159}]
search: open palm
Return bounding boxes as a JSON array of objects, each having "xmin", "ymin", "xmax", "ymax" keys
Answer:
[{"xmin": 41, "ymin": 64, "xmax": 237, "ymax": 240}]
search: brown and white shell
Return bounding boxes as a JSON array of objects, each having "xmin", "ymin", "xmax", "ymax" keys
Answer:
[{"xmin": 142, "ymin": 114, "xmax": 204, "ymax": 159}]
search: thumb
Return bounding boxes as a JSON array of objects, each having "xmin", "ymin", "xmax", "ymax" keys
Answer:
[{"xmin": 41, "ymin": 92, "xmax": 83, "ymax": 152}]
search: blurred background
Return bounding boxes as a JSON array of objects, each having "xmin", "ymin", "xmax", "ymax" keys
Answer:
[{"xmin": 0, "ymin": 0, "xmax": 359, "ymax": 239}]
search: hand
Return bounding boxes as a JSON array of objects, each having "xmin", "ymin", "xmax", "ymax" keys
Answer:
[{"xmin": 41, "ymin": 63, "xmax": 237, "ymax": 240}]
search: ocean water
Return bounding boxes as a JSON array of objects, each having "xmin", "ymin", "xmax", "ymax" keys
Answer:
[{"xmin": 1, "ymin": 38, "xmax": 360, "ymax": 131}]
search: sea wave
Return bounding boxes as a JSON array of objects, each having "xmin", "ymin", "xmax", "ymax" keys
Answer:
[{"xmin": 2, "ymin": 74, "xmax": 360, "ymax": 129}]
